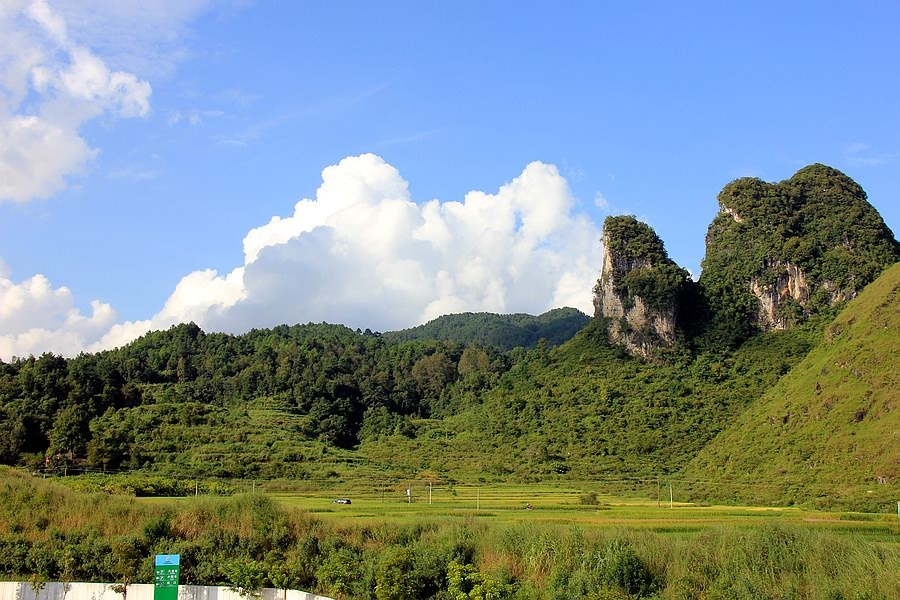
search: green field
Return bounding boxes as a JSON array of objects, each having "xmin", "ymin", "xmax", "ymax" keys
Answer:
[
  {"xmin": 273, "ymin": 488, "xmax": 900, "ymax": 540},
  {"xmin": 136, "ymin": 482, "xmax": 900, "ymax": 543}
]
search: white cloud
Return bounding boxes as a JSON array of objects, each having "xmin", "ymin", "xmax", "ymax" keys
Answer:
[
  {"xmin": 0, "ymin": 0, "xmax": 156, "ymax": 203},
  {"xmin": 0, "ymin": 267, "xmax": 118, "ymax": 358},
  {"xmin": 0, "ymin": 114, "xmax": 95, "ymax": 201},
  {"xmin": 39, "ymin": 0, "xmax": 226, "ymax": 77},
  {"xmin": 203, "ymin": 154, "xmax": 602, "ymax": 333},
  {"xmin": 167, "ymin": 108, "xmax": 225, "ymax": 126},
  {"xmin": 0, "ymin": 155, "xmax": 604, "ymax": 359},
  {"xmin": 1, "ymin": 1, "xmax": 235, "ymax": 204}
]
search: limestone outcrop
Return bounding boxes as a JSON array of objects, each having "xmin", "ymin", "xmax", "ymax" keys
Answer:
[
  {"xmin": 593, "ymin": 216, "xmax": 688, "ymax": 357},
  {"xmin": 700, "ymin": 164, "xmax": 899, "ymax": 340}
]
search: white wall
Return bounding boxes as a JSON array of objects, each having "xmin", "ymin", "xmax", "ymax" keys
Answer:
[{"xmin": 0, "ymin": 583, "xmax": 331, "ymax": 600}]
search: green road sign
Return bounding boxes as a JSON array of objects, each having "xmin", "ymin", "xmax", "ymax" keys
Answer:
[{"xmin": 154, "ymin": 554, "xmax": 180, "ymax": 600}]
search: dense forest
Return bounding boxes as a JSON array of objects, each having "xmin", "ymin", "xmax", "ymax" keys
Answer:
[
  {"xmin": 0, "ymin": 322, "xmax": 522, "ymax": 473},
  {"xmin": 0, "ymin": 309, "xmax": 829, "ymax": 488}
]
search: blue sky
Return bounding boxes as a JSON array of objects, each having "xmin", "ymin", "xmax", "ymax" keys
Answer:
[{"xmin": 1, "ymin": 1, "xmax": 898, "ymax": 358}]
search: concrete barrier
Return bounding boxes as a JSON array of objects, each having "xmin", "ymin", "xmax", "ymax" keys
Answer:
[{"xmin": 0, "ymin": 583, "xmax": 331, "ymax": 600}]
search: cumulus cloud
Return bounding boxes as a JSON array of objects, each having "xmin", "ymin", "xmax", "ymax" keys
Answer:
[
  {"xmin": 182, "ymin": 153, "xmax": 602, "ymax": 333},
  {"xmin": 0, "ymin": 0, "xmax": 155, "ymax": 203},
  {"xmin": 0, "ymin": 266, "xmax": 118, "ymax": 359},
  {"xmin": 0, "ymin": 155, "xmax": 604, "ymax": 359}
]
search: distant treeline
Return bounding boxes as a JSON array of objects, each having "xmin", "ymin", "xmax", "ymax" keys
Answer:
[{"xmin": 383, "ymin": 308, "xmax": 589, "ymax": 351}]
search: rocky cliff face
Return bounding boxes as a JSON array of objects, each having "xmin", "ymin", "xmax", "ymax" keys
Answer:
[
  {"xmin": 701, "ymin": 164, "xmax": 899, "ymax": 342},
  {"xmin": 748, "ymin": 260, "xmax": 811, "ymax": 330},
  {"xmin": 593, "ymin": 216, "xmax": 688, "ymax": 357}
]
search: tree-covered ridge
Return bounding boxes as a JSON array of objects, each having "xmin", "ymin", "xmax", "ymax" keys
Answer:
[
  {"xmin": 382, "ymin": 307, "xmax": 589, "ymax": 351},
  {"xmin": 700, "ymin": 163, "xmax": 899, "ymax": 346}
]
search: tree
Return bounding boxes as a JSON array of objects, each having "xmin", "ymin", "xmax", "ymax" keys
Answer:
[
  {"xmin": 109, "ymin": 536, "xmax": 144, "ymax": 600},
  {"xmin": 412, "ymin": 353, "xmax": 456, "ymax": 399},
  {"xmin": 447, "ymin": 562, "xmax": 514, "ymax": 600},
  {"xmin": 48, "ymin": 405, "xmax": 91, "ymax": 462},
  {"xmin": 224, "ymin": 559, "xmax": 267, "ymax": 599}
]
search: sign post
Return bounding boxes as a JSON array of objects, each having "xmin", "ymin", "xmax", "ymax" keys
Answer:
[{"xmin": 154, "ymin": 554, "xmax": 180, "ymax": 600}]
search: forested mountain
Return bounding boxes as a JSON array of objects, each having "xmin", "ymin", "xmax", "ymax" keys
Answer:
[
  {"xmin": 383, "ymin": 307, "xmax": 589, "ymax": 350},
  {"xmin": 0, "ymin": 164, "xmax": 896, "ymax": 511}
]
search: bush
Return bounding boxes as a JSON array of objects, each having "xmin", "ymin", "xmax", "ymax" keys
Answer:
[
  {"xmin": 598, "ymin": 540, "xmax": 657, "ymax": 598},
  {"xmin": 580, "ymin": 491, "xmax": 599, "ymax": 505}
]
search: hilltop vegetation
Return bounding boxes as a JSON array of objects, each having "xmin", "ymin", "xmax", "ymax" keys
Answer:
[
  {"xmin": 383, "ymin": 308, "xmax": 589, "ymax": 351},
  {"xmin": 700, "ymin": 164, "xmax": 899, "ymax": 347}
]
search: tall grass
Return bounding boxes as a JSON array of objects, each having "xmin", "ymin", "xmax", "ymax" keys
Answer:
[
  {"xmin": 661, "ymin": 524, "xmax": 899, "ymax": 599},
  {"xmin": 1, "ymin": 469, "xmax": 897, "ymax": 599}
]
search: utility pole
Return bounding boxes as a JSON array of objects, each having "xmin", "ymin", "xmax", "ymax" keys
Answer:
[
  {"xmin": 669, "ymin": 483, "xmax": 673, "ymax": 509},
  {"xmin": 657, "ymin": 477, "xmax": 660, "ymax": 508}
]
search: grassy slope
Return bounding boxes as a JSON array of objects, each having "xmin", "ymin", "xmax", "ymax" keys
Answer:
[{"xmin": 682, "ymin": 263, "xmax": 900, "ymax": 511}]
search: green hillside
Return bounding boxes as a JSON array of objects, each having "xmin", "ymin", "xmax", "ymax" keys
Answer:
[
  {"xmin": 361, "ymin": 315, "xmax": 823, "ymax": 484},
  {"xmin": 683, "ymin": 263, "xmax": 900, "ymax": 511},
  {"xmin": 382, "ymin": 307, "xmax": 589, "ymax": 350}
]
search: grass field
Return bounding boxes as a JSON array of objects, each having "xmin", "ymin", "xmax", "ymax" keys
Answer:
[{"xmin": 139, "ymin": 482, "xmax": 900, "ymax": 543}]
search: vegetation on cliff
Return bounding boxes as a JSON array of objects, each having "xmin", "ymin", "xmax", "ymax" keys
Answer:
[
  {"xmin": 700, "ymin": 164, "xmax": 899, "ymax": 347},
  {"xmin": 596, "ymin": 216, "xmax": 692, "ymax": 313}
]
